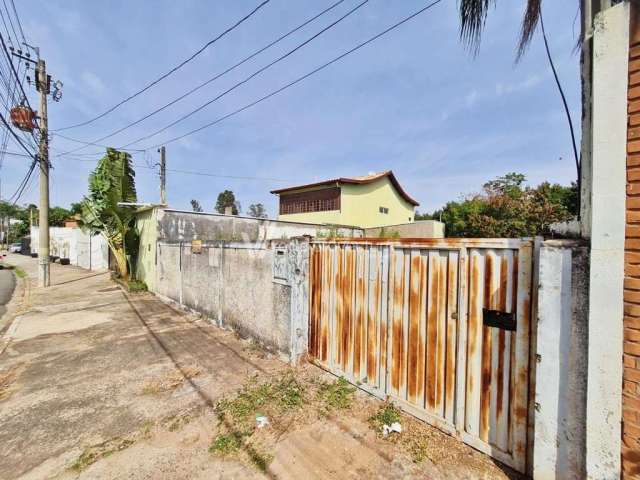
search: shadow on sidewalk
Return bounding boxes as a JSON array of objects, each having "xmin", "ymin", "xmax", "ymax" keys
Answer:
[{"xmin": 122, "ymin": 291, "xmax": 278, "ymax": 479}]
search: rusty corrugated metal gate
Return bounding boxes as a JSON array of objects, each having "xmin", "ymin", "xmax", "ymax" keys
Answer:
[{"xmin": 308, "ymin": 238, "xmax": 533, "ymax": 473}]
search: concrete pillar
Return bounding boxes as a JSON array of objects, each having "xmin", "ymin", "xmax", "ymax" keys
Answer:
[
  {"xmin": 287, "ymin": 237, "xmax": 309, "ymax": 364},
  {"xmin": 584, "ymin": 3, "xmax": 630, "ymax": 478},
  {"xmin": 534, "ymin": 242, "xmax": 589, "ymax": 480}
]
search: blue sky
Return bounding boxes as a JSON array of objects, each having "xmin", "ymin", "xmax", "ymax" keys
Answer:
[{"xmin": 5, "ymin": 0, "xmax": 581, "ymax": 216}]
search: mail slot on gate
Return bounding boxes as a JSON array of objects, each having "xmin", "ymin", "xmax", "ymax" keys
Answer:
[{"xmin": 482, "ymin": 309, "xmax": 516, "ymax": 331}]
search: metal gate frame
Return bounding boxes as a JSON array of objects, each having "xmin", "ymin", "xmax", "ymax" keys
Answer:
[{"xmin": 308, "ymin": 238, "xmax": 533, "ymax": 473}]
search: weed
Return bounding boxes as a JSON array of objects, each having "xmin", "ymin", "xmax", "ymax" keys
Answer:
[
  {"xmin": 317, "ymin": 377, "xmax": 356, "ymax": 410},
  {"xmin": 127, "ymin": 279, "xmax": 147, "ymax": 292},
  {"xmin": 369, "ymin": 402, "xmax": 402, "ymax": 434},
  {"xmin": 209, "ymin": 433, "xmax": 243, "ymax": 456},
  {"xmin": 252, "ymin": 451, "xmax": 274, "ymax": 472},
  {"xmin": 14, "ymin": 267, "xmax": 26, "ymax": 279},
  {"xmin": 69, "ymin": 438, "xmax": 134, "ymax": 472},
  {"xmin": 216, "ymin": 373, "xmax": 306, "ymax": 424}
]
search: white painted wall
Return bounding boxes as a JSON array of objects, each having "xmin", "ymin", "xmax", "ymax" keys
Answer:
[
  {"xmin": 534, "ymin": 242, "xmax": 589, "ymax": 480},
  {"xmin": 584, "ymin": 3, "xmax": 629, "ymax": 478},
  {"xmin": 30, "ymin": 226, "xmax": 109, "ymax": 271}
]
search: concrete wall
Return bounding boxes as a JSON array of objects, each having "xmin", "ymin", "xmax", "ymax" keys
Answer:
[
  {"xmin": 585, "ymin": 3, "xmax": 630, "ymax": 478},
  {"xmin": 533, "ymin": 241, "xmax": 589, "ymax": 480},
  {"xmin": 139, "ymin": 209, "xmax": 315, "ymax": 359},
  {"xmin": 155, "ymin": 239, "xmax": 308, "ymax": 359},
  {"xmin": 30, "ymin": 226, "xmax": 109, "ymax": 270},
  {"xmin": 134, "ymin": 207, "xmax": 360, "ymax": 294},
  {"xmin": 363, "ymin": 220, "xmax": 444, "ymax": 238},
  {"xmin": 156, "ymin": 208, "xmax": 362, "ymax": 242}
]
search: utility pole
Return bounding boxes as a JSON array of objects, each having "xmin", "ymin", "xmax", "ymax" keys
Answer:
[
  {"xmin": 159, "ymin": 146, "xmax": 166, "ymax": 205},
  {"xmin": 36, "ymin": 58, "xmax": 49, "ymax": 287}
]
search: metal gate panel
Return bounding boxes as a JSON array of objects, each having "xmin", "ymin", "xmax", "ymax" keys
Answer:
[{"xmin": 308, "ymin": 238, "xmax": 533, "ymax": 474}]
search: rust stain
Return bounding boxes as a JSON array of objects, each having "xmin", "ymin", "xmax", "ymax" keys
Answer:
[
  {"xmin": 436, "ymin": 254, "xmax": 447, "ymax": 411},
  {"xmin": 407, "ymin": 252, "xmax": 422, "ymax": 403},
  {"xmin": 312, "ymin": 237, "xmax": 528, "ymax": 248},
  {"xmin": 367, "ymin": 249, "xmax": 380, "ymax": 383},
  {"xmin": 426, "ymin": 252, "xmax": 439, "ymax": 410},
  {"xmin": 309, "ymin": 246, "xmax": 320, "ymax": 358},
  {"xmin": 335, "ymin": 247, "xmax": 344, "ymax": 368},
  {"xmin": 445, "ymin": 251, "xmax": 458, "ymax": 417},
  {"xmin": 496, "ymin": 255, "xmax": 508, "ymax": 420},
  {"xmin": 354, "ymin": 248, "xmax": 365, "ymax": 378},
  {"xmin": 417, "ymin": 254, "xmax": 427, "ymax": 406},
  {"xmin": 391, "ymin": 251, "xmax": 404, "ymax": 393},
  {"xmin": 480, "ymin": 252, "xmax": 493, "ymax": 442},
  {"xmin": 344, "ymin": 247, "xmax": 354, "ymax": 372},
  {"xmin": 467, "ymin": 252, "xmax": 480, "ymax": 412},
  {"xmin": 508, "ymin": 250, "xmax": 519, "ymax": 443},
  {"xmin": 322, "ymin": 246, "xmax": 332, "ymax": 362}
]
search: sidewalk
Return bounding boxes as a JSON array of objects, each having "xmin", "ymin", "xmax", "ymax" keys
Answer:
[{"xmin": 0, "ymin": 255, "xmax": 517, "ymax": 480}]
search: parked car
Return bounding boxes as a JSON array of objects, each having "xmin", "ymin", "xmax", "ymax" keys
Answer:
[{"xmin": 9, "ymin": 243, "xmax": 21, "ymax": 253}]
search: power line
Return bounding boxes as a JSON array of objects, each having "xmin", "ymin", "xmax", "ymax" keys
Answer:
[
  {"xmin": 1, "ymin": 0, "xmax": 18, "ymax": 47},
  {"xmin": 142, "ymin": 0, "xmax": 446, "ymax": 150},
  {"xmin": 120, "ymin": 0, "xmax": 369, "ymax": 148},
  {"xmin": 8, "ymin": 0, "xmax": 25, "ymax": 43},
  {"xmin": 52, "ymin": 132, "xmax": 145, "ymax": 153},
  {"xmin": 56, "ymin": 154, "xmax": 298, "ymax": 183},
  {"xmin": 539, "ymin": 11, "xmax": 579, "ymax": 179},
  {"xmin": 55, "ymin": 0, "xmax": 272, "ymax": 132},
  {"xmin": 67, "ymin": 0, "xmax": 348, "ymax": 149},
  {"xmin": 7, "ymin": 157, "xmax": 36, "ymax": 205}
]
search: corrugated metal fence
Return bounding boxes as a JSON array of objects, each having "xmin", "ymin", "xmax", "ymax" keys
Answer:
[{"xmin": 308, "ymin": 238, "xmax": 533, "ymax": 473}]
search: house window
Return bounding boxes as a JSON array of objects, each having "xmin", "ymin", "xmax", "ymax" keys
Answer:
[
  {"xmin": 379, "ymin": 207, "xmax": 389, "ymax": 214},
  {"xmin": 279, "ymin": 187, "xmax": 340, "ymax": 215}
]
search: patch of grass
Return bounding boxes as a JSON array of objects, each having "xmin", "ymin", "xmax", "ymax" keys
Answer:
[
  {"xmin": 369, "ymin": 402, "xmax": 402, "ymax": 434},
  {"xmin": 69, "ymin": 437, "xmax": 135, "ymax": 472},
  {"xmin": 216, "ymin": 373, "xmax": 306, "ymax": 425},
  {"xmin": 13, "ymin": 267, "xmax": 26, "ymax": 278},
  {"xmin": 212, "ymin": 372, "xmax": 307, "ymax": 472},
  {"xmin": 209, "ymin": 433, "xmax": 243, "ymax": 456},
  {"xmin": 252, "ymin": 451, "xmax": 274, "ymax": 472},
  {"xmin": 317, "ymin": 376, "xmax": 356, "ymax": 410},
  {"xmin": 127, "ymin": 279, "xmax": 147, "ymax": 292}
]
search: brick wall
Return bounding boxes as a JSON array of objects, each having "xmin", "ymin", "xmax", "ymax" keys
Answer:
[{"xmin": 624, "ymin": 4, "xmax": 640, "ymax": 478}]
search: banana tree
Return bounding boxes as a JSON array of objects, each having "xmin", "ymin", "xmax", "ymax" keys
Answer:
[{"xmin": 80, "ymin": 148, "xmax": 137, "ymax": 280}]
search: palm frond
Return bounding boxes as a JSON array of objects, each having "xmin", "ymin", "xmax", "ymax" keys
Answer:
[
  {"xmin": 516, "ymin": 0, "xmax": 541, "ymax": 61},
  {"xmin": 459, "ymin": 0, "xmax": 495, "ymax": 54}
]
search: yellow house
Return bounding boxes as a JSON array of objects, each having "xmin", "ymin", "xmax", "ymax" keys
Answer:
[{"xmin": 271, "ymin": 171, "xmax": 419, "ymax": 228}]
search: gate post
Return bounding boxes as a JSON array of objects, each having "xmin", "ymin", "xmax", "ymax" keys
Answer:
[{"xmin": 288, "ymin": 237, "xmax": 310, "ymax": 364}]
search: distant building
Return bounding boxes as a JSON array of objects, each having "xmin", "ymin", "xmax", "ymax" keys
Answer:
[{"xmin": 270, "ymin": 170, "xmax": 419, "ymax": 228}]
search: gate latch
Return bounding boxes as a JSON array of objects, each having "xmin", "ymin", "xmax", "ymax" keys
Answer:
[{"xmin": 482, "ymin": 309, "xmax": 516, "ymax": 331}]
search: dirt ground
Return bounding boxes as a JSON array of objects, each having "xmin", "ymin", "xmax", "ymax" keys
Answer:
[{"xmin": 0, "ymin": 254, "xmax": 521, "ymax": 480}]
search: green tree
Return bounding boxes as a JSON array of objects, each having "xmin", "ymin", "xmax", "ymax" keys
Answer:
[
  {"xmin": 49, "ymin": 206, "xmax": 72, "ymax": 227},
  {"xmin": 190, "ymin": 199, "xmax": 203, "ymax": 213},
  {"xmin": 215, "ymin": 190, "xmax": 240, "ymax": 215},
  {"xmin": 80, "ymin": 148, "xmax": 138, "ymax": 279},
  {"xmin": 247, "ymin": 203, "xmax": 267, "ymax": 218},
  {"xmin": 69, "ymin": 202, "xmax": 84, "ymax": 216},
  {"xmin": 431, "ymin": 172, "xmax": 576, "ymax": 237}
]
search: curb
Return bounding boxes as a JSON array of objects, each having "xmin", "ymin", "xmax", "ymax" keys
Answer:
[{"xmin": 0, "ymin": 267, "xmax": 31, "ymax": 356}]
